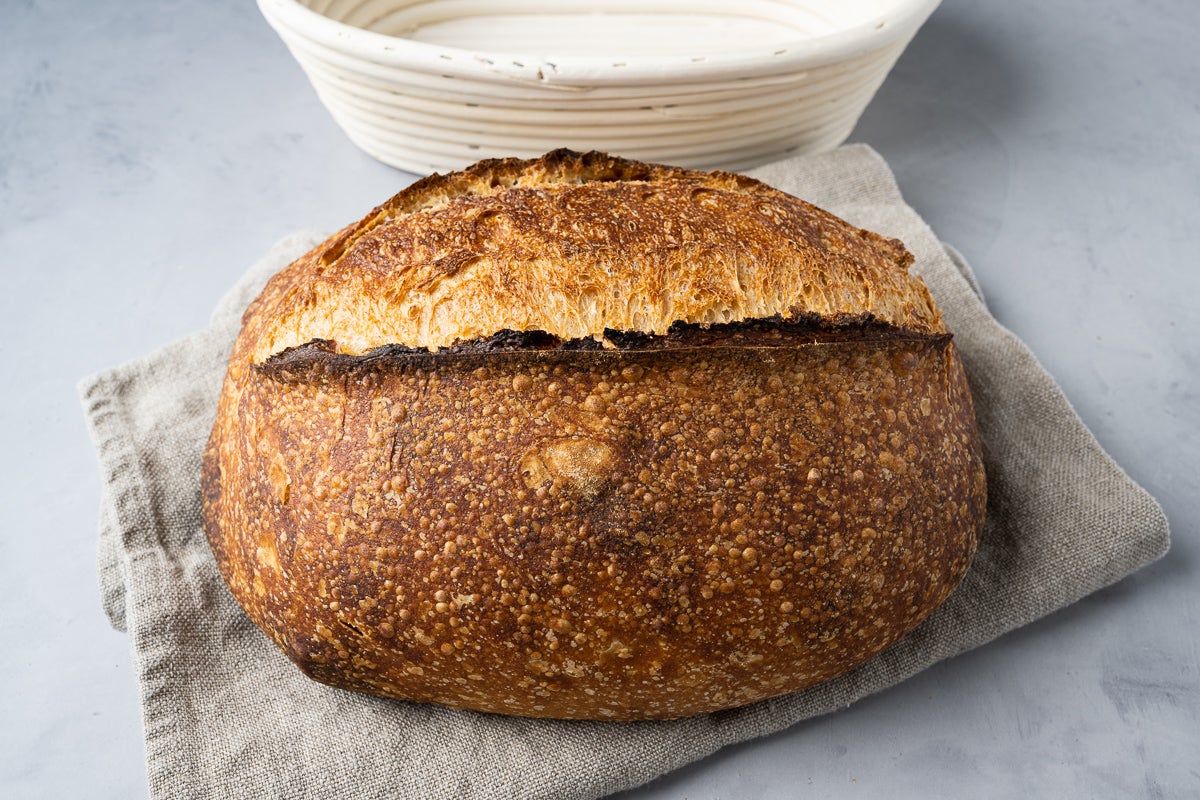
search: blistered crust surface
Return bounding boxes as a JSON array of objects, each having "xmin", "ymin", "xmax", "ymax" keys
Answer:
[
  {"xmin": 241, "ymin": 150, "xmax": 944, "ymax": 360},
  {"xmin": 203, "ymin": 337, "xmax": 985, "ymax": 720}
]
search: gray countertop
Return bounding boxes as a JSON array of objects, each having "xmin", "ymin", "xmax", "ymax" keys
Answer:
[{"xmin": 2, "ymin": 0, "xmax": 1197, "ymax": 797}]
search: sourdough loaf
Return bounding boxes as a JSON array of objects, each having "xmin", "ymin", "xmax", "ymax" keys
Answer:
[{"xmin": 202, "ymin": 150, "xmax": 986, "ymax": 720}]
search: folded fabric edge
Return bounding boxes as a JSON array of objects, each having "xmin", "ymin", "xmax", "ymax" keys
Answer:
[
  {"xmin": 79, "ymin": 372, "xmax": 151, "ymax": 632},
  {"xmin": 97, "ymin": 495, "xmax": 128, "ymax": 631}
]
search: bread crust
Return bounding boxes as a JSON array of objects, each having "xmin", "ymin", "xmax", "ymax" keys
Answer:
[
  {"xmin": 202, "ymin": 151, "xmax": 985, "ymax": 720},
  {"xmin": 240, "ymin": 149, "xmax": 944, "ymax": 361}
]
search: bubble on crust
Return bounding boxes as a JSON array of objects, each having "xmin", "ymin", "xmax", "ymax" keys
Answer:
[{"xmin": 519, "ymin": 437, "xmax": 616, "ymax": 500}]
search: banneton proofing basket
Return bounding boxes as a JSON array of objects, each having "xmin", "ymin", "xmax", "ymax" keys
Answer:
[{"xmin": 258, "ymin": 0, "xmax": 941, "ymax": 174}]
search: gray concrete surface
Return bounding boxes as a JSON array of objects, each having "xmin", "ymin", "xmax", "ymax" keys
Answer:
[{"xmin": 2, "ymin": 0, "xmax": 1196, "ymax": 797}]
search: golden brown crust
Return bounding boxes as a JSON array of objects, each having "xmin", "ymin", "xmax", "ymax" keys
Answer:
[
  {"xmin": 202, "ymin": 151, "xmax": 985, "ymax": 720},
  {"xmin": 240, "ymin": 150, "xmax": 944, "ymax": 361}
]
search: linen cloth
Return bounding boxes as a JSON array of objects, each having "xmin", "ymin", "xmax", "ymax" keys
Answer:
[{"xmin": 82, "ymin": 144, "xmax": 1169, "ymax": 800}]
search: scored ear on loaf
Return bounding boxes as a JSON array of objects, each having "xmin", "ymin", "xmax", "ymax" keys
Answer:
[{"xmin": 202, "ymin": 149, "xmax": 986, "ymax": 720}]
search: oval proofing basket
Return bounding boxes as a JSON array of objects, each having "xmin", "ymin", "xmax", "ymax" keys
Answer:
[{"xmin": 258, "ymin": 0, "xmax": 941, "ymax": 174}]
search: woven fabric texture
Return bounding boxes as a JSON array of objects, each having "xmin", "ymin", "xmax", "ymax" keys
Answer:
[{"xmin": 82, "ymin": 145, "xmax": 1168, "ymax": 800}]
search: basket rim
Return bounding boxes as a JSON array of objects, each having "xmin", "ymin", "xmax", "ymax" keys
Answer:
[{"xmin": 258, "ymin": 0, "xmax": 941, "ymax": 87}]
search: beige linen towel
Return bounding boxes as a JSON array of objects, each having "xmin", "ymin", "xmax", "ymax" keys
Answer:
[{"xmin": 82, "ymin": 144, "xmax": 1169, "ymax": 800}]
